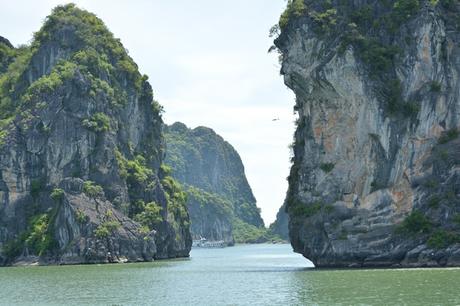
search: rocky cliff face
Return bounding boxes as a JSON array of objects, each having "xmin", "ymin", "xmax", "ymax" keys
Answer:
[
  {"xmin": 0, "ymin": 4, "xmax": 191, "ymax": 265},
  {"xmin": 276, "ymin": 0, "xmax": 460, "ymax": 267},
  {"xmin": 165, "ymin": 122, "xmax": 265, "ymax": 244}
]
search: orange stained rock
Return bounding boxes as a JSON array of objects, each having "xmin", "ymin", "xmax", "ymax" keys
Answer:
[{"xmin": 422, "ymin": 33, "xmax": 430, "ymax": 63}]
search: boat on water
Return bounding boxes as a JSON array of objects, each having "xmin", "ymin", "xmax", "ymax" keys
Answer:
[{"xmin": 192, "ymin": 237, "xmax": 226, "ymax": 248}]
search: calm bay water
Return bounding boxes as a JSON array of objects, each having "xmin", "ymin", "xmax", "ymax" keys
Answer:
[{"xmin": 0, "ymin": 244, "xmax": 459, "ymax": 305}]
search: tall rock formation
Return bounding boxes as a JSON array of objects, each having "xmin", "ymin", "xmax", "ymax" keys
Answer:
[
  {"xmin": 276, "ymin": 0, "xmax": 460, "ymax": 267},
  {"xmin": 0, "ymin": 4, "xmax": 191, "ymax": 265},
  {"xmin": 165, "ymin": 122, "xmax": 265, "ymax": 244}
]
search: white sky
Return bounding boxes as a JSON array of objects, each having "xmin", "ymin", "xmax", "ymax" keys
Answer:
[{"xmin": 0, "ymin": 0, "xmax": 295, "ymax": 225}]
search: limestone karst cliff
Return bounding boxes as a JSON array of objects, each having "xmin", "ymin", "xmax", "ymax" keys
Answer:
[
  {"xmin": 276, "ymin": 0, "xmax": 460, "ymax": 267},
  {"xmin": 0, "ymin": 4, "xmax": 191, "ymax": 265},
  {"xmin": 165, "ymin": 122, "xmax": 271, "ymax": 244}
]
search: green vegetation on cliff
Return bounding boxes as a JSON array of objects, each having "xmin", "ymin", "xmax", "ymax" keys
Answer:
[
  {"xmin": 186, "ymin": 185, "xmax": 233, "ymax": 217},
  {"xmin": 3, "ymin": 213, "xmax": 57, "ymax": 259},
  {"xmin": 160, "ymin": 165, "xmax": 190, "ymax": 232},
  {"xmin": 233, "ymin": 218, "xmax": 283, "ymax": 244}
]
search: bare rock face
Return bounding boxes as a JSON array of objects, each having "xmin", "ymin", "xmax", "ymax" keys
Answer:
[
  {"xmin": 0, "ymin": 4, "xmax": 191, "ymax": 265},
  {"xmin": 276, "ymin": 0, "xmax": 460, "ymax": 267}
]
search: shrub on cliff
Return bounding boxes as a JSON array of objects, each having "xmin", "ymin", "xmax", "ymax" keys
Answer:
[
  {"xmin": 23, "ymin": 61, "xmax": 77, "ymax": 102},
  {"xmin": 289, "ymin": 200, "xmax": 322, "ymax": 218},
  {"xmin": 397, "ymin": 211, "xmax": 432, "ymax": 235},
  {"xmin": 134, "ymin": 202, "xmax": 163, "ymax": 230},
  {"xmin": 82, "ymin": 112, "xmax": 111, "ymax": 133},
  {"xmin": 279, "ymin": 0, "xmax": 306, "ymax": 29},
  {"xmin": 161, "ymin": 175, "xmax": 189, "ymax": 223},
  {"xmin": 95, "ymin": 220, "xmax": 120, "ymax": 239},
  {"xmin": 427, "ymin": 230, "xmax": 460, "ymax": 249},
  {"xmin": 83, "ymin": 181, "xmax": 104, "ymax": 198},
  {"xmin": 320, "ymin": 163, "xmax": 335, "ymax": 173},
  {"xmin": 3, "ymin": 213, "xmax": 57, "ymax": 258},
  {"xmin": 115, "ymin": 151, "xmax": 153, "ymax": 184},
  {"xmin": 25, "ymin": 214, "xmax": 57, "ymax": 255},
  {"xmin": 50, "ymin": 188, "xmax": 65, "ymax": 202}
]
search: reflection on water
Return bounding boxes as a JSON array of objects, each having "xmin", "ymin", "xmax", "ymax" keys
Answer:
[{"xmin": 0, "ymin": 244, "xmax": 459, "ymax": 305}]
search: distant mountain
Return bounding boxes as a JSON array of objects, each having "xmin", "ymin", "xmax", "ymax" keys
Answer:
[{"xmin": 165, "ymin": 122, "xmax": 279, "ymax": 244}]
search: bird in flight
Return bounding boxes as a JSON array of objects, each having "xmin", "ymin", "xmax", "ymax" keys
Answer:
[{"xmin": 272, "ymin": 117, "xmax": 280, "ymax": 121}]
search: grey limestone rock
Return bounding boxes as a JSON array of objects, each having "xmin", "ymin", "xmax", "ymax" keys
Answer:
[{"xmin": 276, "ymin": 0, "xmax": 460, "ymax": 267}]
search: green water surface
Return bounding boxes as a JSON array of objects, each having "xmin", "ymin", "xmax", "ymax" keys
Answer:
[{"xmin": 0, "ymin": 244, "xmax": 459, "ymax": 305}]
